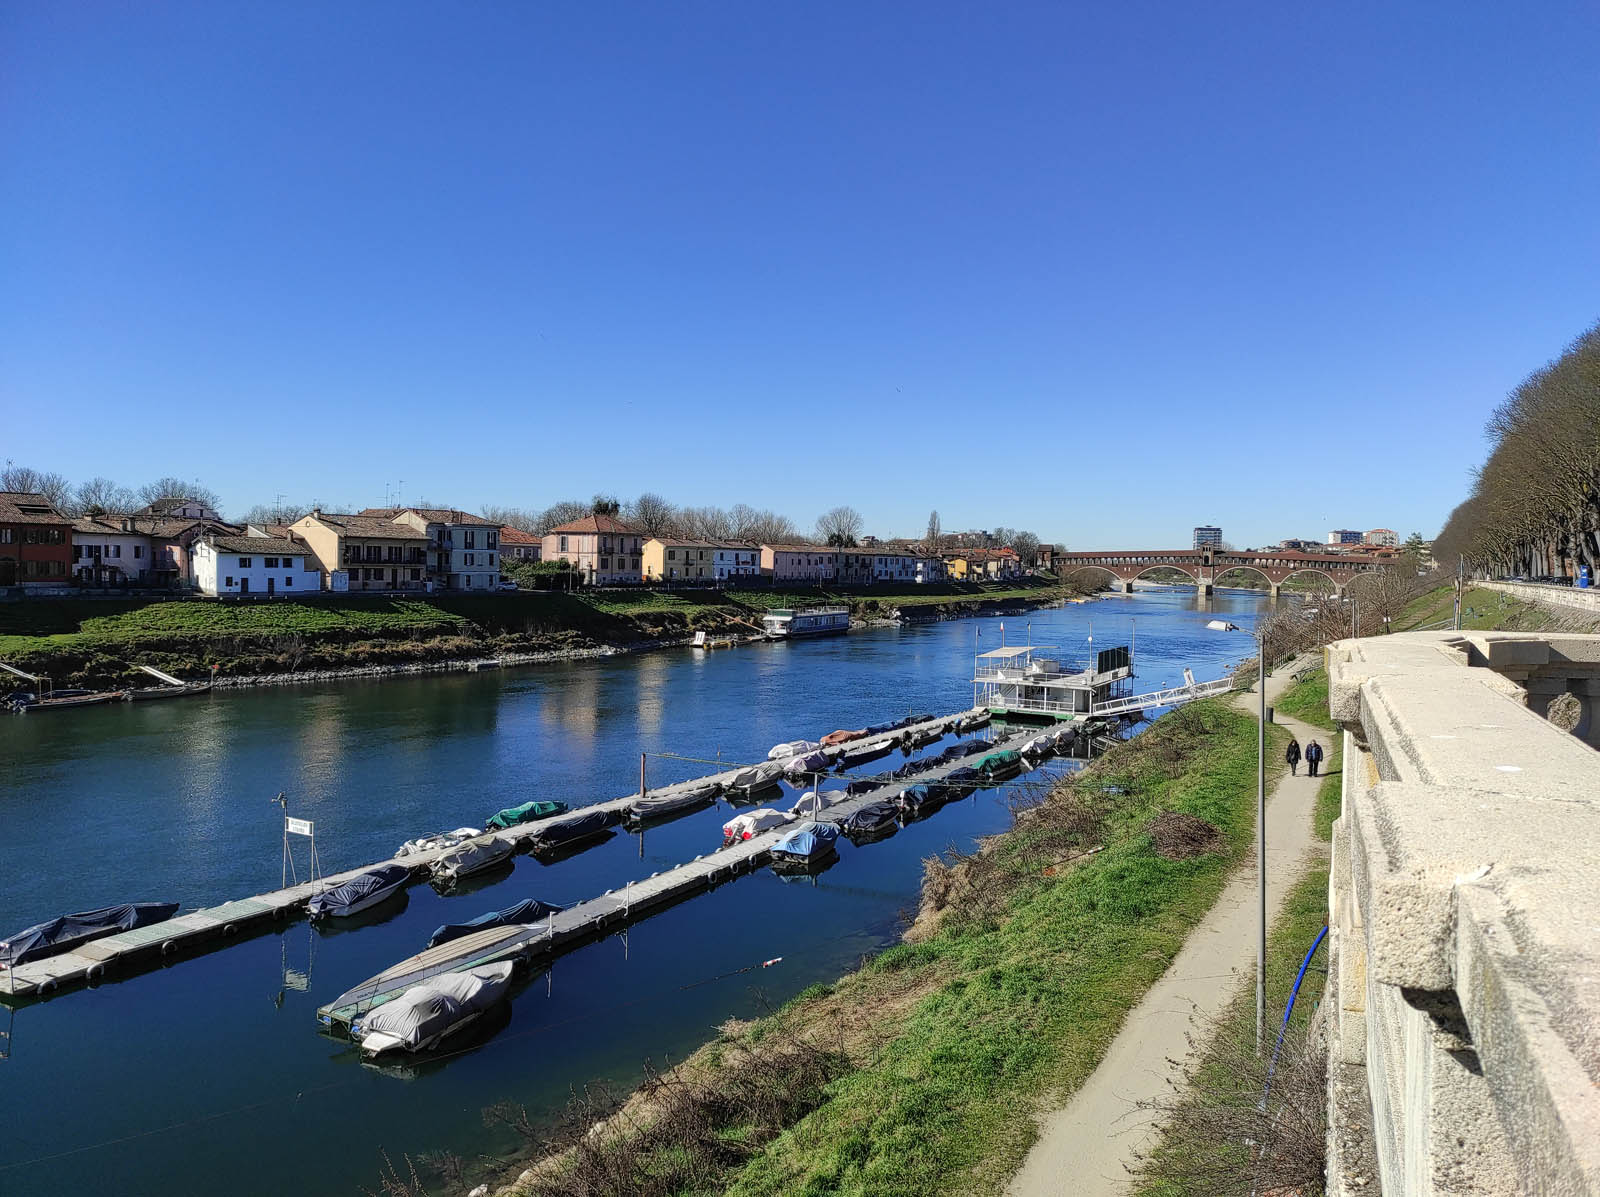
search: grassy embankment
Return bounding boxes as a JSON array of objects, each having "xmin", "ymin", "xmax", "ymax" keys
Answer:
[
  {"xmin": 1135, "ymin": 667, "xmax": 1340, "ymax": 1195},
  {"xmin": 476, "ymin": 695, "xmax": 1288, "ymax": 1197},
  {"xmin": 0, "ymin": 578, "xmax": 1074, "ymax": 686}
]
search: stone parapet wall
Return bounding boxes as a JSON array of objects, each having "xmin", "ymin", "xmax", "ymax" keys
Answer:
[
  {"xmin": 1481, "ymin": 578, "xmax": 1600, "ymax": 614},
  {"xmin": 1324, "ymin": 631, "xmax": 1600, "ymax": 1194}
]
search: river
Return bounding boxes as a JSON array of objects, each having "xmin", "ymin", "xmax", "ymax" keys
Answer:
[{"xmin": 0, "ymin": 589, "xmax": 1270, "ymax": 1196}]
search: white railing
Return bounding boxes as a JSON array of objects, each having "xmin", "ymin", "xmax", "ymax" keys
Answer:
[{"xmin": 1091, "ymin": 677, "xmax": 1232, "ymax": 716}]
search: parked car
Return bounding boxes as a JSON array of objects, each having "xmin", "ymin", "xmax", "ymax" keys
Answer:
[{"xmin": 498, "ymin": 579, "xmax": 519, "ymax": 591}]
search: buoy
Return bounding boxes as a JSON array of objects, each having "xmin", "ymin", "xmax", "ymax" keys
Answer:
[
  {"xmin": 86, "ymin": 963, "xmax": 105, "ymax": 983},
  {"xmin": 761, "ymin": 957, "xmax": 783, "ymax": 968},
  {"xmin": 161, "ymin": 939, "xmax": 177, "ymax": 955}
]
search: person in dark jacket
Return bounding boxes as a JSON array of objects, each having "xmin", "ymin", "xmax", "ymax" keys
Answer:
[
  {"xmin": 1306, "ymin": 740, "xmax": 1325, "ymax": 777},
  {"xmin": 1285, "ymin": 737, "xmax": 1302, "ymax": 776}
]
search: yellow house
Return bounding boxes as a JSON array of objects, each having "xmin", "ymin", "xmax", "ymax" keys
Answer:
[{"xmin": 643, "ymin": 537, "xmax": 716, "ymax": 582}]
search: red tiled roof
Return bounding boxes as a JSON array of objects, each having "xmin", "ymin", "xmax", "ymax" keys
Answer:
[
  {"xmin": 358, "ymin": 507, "xmax": 499, "ymax": 527},
  {"xmin": 0, "ymin": 491, "xmax": 70, "ymax": 526},
  {"xmin": 546, "ymin": 514, "xmax": 639, "ymax": 535},
  {"xmin": 499, "ymin": 526, "xmax": 541, "ymax": 545}
]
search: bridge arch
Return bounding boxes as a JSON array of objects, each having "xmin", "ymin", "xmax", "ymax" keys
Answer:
[
  {"xmin": 1131, "ymin": 564, "xmax": 1202, "ymax": 587},
  {"xmin": 1212, "ymin": 565, "xmax": 1273, "ymax": 592},
  {"xmin": 1281, "ymin": 567, "xmax": 1343, "ymax": 595},
  {"xmin": 1060, "ymin": 564, "xmax": 1125, "ymax": 591}
]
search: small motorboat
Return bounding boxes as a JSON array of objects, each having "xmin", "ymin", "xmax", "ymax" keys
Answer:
[
  {"xmin": 788, "ymin": 788, "xmax": 847, "ymax": 818},
  {"xmin": 0, "ymin": 901, "xmax": 180, "ymax": 968},
  {"xmin": 891, "ymin": 755, "xmax": 936, "ymax": 781},
  {"xmin": 838, "ymin": 740, "xmax": 895, "ymax": 769},
  {"xmin": 396, "ymin": 827, "xmax": 481, "ymax": 857},
  {"xmin": 485, "ymin": 800, "xmax": 569, "ymax": 831},
  {"xmin": 901, "ymin": 727, "xmax": 942, "ymax": 749},
  {"xmin": 895, "ymin": 784, "xmax": 942, "ymax": 816},
  {"xmin": 526, "ymin": 809, "xmax": 621, "ymax": 856},
  {"xmin": 1022, "ymin": 735, "xmax": 1055, "ymax": 759},
  {"xmin": 722, "ymin": 808, "xmax": 789, "ymax": 843},
  {"xmin": 728, "ymin": 761, "xmax": 786, "ymax": 793},
  {"xmin": 783, "ymin": 749, "xmax": 831, "ymax": 778},
  {"xmin": 8, "ymin": 688, "xmax": 126, "ymax": 712},
  {"xmin": 937, "ymin": 765, "xmax": 984, "ymax": 795},
  {"xmin": 126, "ymin": 680, "xmax": 213, "ymax": 702},
  {"xmin": 1051, "ymin": 726, "xmax": 1078, "ymax": 751},
  {"xmin": 768, "ymin": 739, "xmax": 820, "ymax": 761},
  {"xmin": 625, "ymin": 784, "xmax": 720, "ymax": 826},
  {"xmin": 429, "ymin": 836, "xmax": 515, "ymax": 886},
  {"xmin": 819, "ymin": 728, "xmax": 867, "ymax": 748},
  {"xmin": 427, "ymin": 899, "xmax": 563, "ymax": 949},
  {"xmin": 975, "ymin": 749, "xmax": 1024, "ymax": 780},
  {"xmin": 769, "ymin": 820, "xmax": 840, "ymax": 867},
  {"xmin": 844, "ymin": 775, "xmax": 890, "ymax": 796},
  {"xmin": 954, "ymin": 711, "xmax": 992, "ymax": 734},
  {"xmin": 838, "ymin": 801, "xmax": 899, "ymax": 840},
  {"xmin": 308, "ymin": 865, "xmax": 412, "ymax": 920},
  {"xmin": 353, "ymin": 962, "xmax": 516, "ymax": 1056}
]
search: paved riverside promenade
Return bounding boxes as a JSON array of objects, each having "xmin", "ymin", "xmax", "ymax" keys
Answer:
[{"xmin": 1007, "ymin": 661, "xmax": 1323, "ymax": 1196}]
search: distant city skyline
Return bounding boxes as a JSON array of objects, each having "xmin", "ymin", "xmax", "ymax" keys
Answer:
[{"xmin": 5, "ymin": 3, "xmax": 1598, "ymax": 548}]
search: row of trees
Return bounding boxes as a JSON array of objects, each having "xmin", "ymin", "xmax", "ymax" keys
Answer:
[
  {"xmin": 1435, "ymin": 322, "xmax": 1600, "ymax": 577},
  {"xmin": 0, "ymin": 462, "xmax": 222, "ymax": 519}
]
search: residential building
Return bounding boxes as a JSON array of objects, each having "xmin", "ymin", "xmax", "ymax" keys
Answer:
[
  {"xmin": 914, "ymin": 555, "xmax": 947, "ymax": 584},
  {"xmin": 0, "ymin": 491, "xmax": 72, "ymax": 588},
  {"xmin": 71, "ymin": 516, "xmax": 153, "ymax": 585},
  {"xmin": 643, "ymin": 537, "xmax": 716, "ymax": 582},
  {"xmin": 132, "ymin": 515, "xmax": 239, "ymax": 587},
  {"xmin": 710, "ymin": 542, "xmax": 761, "ymax": 581},
  {"xmin": 837, "ymin": 550, "xmax": 874, "ymax": 585},
  {"xmin": 1193, "ymin": 525, "xmax": 1223, "ymax": 549},
  {"xmin": 136, "ymin": 496, "xmax": 224, "ymax": 522},
  {"xmin": 1364, "ymin": 528, "xmax": 1398, "ymax": 547},
  {"xmin": 192, "ymin": 534, "xmax": 317, "ymax": 597},
  {"xmin": 290, "ymin": 510, "xmax": 431, "ymax": 592},
  {"xmin": 540, "ymin": 514, "xmax": 643, "ymax": 586},
  {"xmin": 499, "ymin": 526, "xmax": 542, "ymax": 561},
  {"xmin": 760, "ymin": 544, "xmax": 838, "ymax": 583},
  {"xmin": 360, "ymin": 507, "xmax": 502, "ymax": 590},
  {"xmin": 870, "ymin": 551, "xmax": 918, "ymax": 584},
  {"xmin": 945, "ymin": 548, "xmax": 1023, "ymax": 581},
  {"xmin": 1328, "ymin": 529, "xmax": 1364, "ymax": 545}
]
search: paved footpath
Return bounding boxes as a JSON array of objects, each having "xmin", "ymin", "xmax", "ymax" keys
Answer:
[{"xmin": 1006, "ymin": 664, "xmax": 1332, "ymax": 1197}]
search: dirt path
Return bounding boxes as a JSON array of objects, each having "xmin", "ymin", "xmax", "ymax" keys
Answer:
[{"xmin": 1005, "ymin": 664, "xmax": 1332, "ymax": 1197}]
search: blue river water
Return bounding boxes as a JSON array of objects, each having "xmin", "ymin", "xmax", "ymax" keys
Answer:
[{"xmin": 0, "ymin": 589, "xmax": 1268, "ymax": 1196}]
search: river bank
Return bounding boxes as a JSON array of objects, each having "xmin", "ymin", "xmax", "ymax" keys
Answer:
[
  {"xmin": 471, "ymin": 687, "xmax": 1292, "ymax": 1197},
  {"xmin": 0, "ymin": 579, "xmax": 1083, "ymax": 690}
]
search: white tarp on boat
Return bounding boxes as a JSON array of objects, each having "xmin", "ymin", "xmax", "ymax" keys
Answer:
[{"xmin": 356, "ymin": 962, "xmax": 515, "ymax": 1054}]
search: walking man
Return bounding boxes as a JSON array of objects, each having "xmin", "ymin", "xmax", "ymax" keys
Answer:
[
  {"xmin": 1285, "ymin": 737, "xmax": 1301, "ymax": 776},
  {"xmin": 1306, "ymin": 739, "xmax": 1325, "ymax": 777}
]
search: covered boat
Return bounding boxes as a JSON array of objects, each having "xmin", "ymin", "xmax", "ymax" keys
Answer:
[
  {"xmin": 783, "ymin": 749, "xmax": 831, "ymax": 777},
  {"xmin": 308, "ymin": 865, "xmax": 411, "ymax": 920},
  {"xmin": 427, "ymin": 899, "xmax": 563, "ymax": 949},
  {"xmin": 975, "ymin": 749, "xmax": 1023, "ymax": 779},
  {"xmin": 844, "ymin": 775, "xmax": 889, "ymax": 796},
  {"xmin": 895, "ymin": 784, "xmax": 941, "ymax": 815},
  {"xmin": 768, "ymin": 739, "xmax": 820, "ymax": 761},
  {"xmin": 625, "ymin": 784, "xmax": 720, "ymax": 825},
  {"xmin": 954, "ymin": 711, "xmax": 992, "ymax": 733},
  {"xmin": 839, "ymin": 801, "xmax": 899, "ymax": 838},
  {"xmin": 0, "ymin": 901, "xmax": 180, "ymax": 968},
  {"xmin": 429, "ymin": 836, "xmax": 515, "ymax": 885},
  {"xmin": 1051, "ymin": 726, "xmax": 1078, "ymax": 750},
  {"xmin": 728, "ymin": 761, "xmax": 786, "ymax": 792},
  {"xmin": 788, "ymin": 788, "xmax": 847, "ymax": 818},
  {"xmin": 769, "ymin": 820, "xmax": 840, "ymax": 865},
  {"xmin": 485, "ymin": 800, "xmax": 568, "ymax": 831},
  {"xmin": 722, "ymin": 808, "xmax": 789, "ymax": 842},
  {"xmin": 526, "ymin": 809, "xmax": 621, "ymax": 855},
  {"xmin": 353, "ymin": 962, "xmax": 516, "ymax": 1055},
  {"xmin": 891, "ymin": 755, "xmax": 936, "ymax": 781},
  {"xmin": 819, "ymin": 728, "xmax": 867, "ymax": 747},
  {"xmin": 838, "ymin": 740, "xmax": 894, "ymax": 769},
  {"xmin": 1022, "ymin": 736, "xmax": 1055, "ymax": 759},
  {"xmin": 396, "ymin": 827, "xmax": 481, "ymax": 857},
  {"xmin": 938, "ymin": 765, "xmax": 983, "ymax": 794}
]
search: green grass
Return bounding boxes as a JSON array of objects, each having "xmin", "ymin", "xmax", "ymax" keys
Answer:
[
  {"xmin": 1274, "ymin": 666, "xmax": 1332, "ymax": 730},
  {"xmin": 711, "ymin": 698, "xmax": 1290, "ymax": 1196},
  {"xmin": 1392, "ymin": 584, "xmax": 1550, "ymax": 633}
]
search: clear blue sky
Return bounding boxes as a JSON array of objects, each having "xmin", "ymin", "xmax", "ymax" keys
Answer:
[{"xmin": 4, "ymin": 2, "xmax": 1597, "ymax": 547}]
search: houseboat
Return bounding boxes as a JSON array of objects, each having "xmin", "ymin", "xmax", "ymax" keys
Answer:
[
  {"xmin": 761, "ymin": 605, "xmax": 851, "ymax": 638},
  {"xmin": 971, "ymin": 644, "xmax": 1134, "ymax": 721}
]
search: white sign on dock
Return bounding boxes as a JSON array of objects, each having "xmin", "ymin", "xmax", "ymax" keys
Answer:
[{"xmin": 285, "ymin": 817, "xmax": 315, "ymax": 837}]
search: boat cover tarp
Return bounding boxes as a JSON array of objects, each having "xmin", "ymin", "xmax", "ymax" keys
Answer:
[
  {"xmin": 839, "ymin": 741, "xmax": 894, "ymax": 767},
  {"xmin": 977, "ymin": 749, "xmax": 1023, "ymax": 775},
  {"xmin": 788, "ymin": 789, "xmax": 846, "ymax": 817},
  {"xmin": 356, "ymin": 962, "xmax": 514, "ymax": 1052},
  {"xmin": 628, "ymin": 787, "xmax": 717, "ymax": 821},
  {"xmin": 730, "ymin": 762, "xmax": 785, "ymax": 790},
  {"xmin": 768, "ymin": 739, "xmax": 819, "ymax": 761},
  {"xmin": 428, "ymin": 899, "xmax": 563, "ymax": 949},
  {"xmin": 529, "ymin": 809, "xmax": 620, "ymax": 851},
  {"xmin": 308, "ymin": 865, "xmax": 411, "ymax": 918},
  {"xmin": 844, "ymin": 776, "xmax": 888, "ymax": 796},
  {"xmin": 486, "ymin": 800, "xmax": 568, "ymax": 830},
  {"xmin": 891, "ymin": 756, "xmax": 936, "ymax": 780},
  {"xmin": 897, "ymin": 784, "xmax": 937, "ymax": 809},
  {"xmin": 771, "ymin": 821, "xmax": 839, "ymax": 859},
  {"xmin": 819, "ymin": 729, "xmax": 866, "ymax": 747},
  {"xmin": 0, "ymin": 901, "xmax": 180, "ymax": 967},
  {"xmin": 432, "ymin": 837, "xmax": 513, "ymax": 879},
  {"xmin": 397, "ymin": 827, "xmax": 481, "ymax": 857},
  {"xmin": 840, "ymin": 802, "xmax": 899, "ymax": 834},
  {"xmin": 783, "ymin": 750, "xmax": 830, "ymax": 775},
  {"xmin": 943, "ymin": 766, "xmax": 982, "ymax": 786},
  {"xmin": 723, "ymin": 808, "xmax": 788, "ymax": 840}
]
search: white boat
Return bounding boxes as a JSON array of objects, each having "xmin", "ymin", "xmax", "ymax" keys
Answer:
[
  {"xmin": 788, "ymin": 789, "xmax": 847, "ymax": 818},
  {"xmin": 396, "ymin": 827, "xmax": 481, "ymax": 857},
  {"xmin": 729, "ymin": 761, "xmax": 786, "ymax": 792},
  {"xmin": 783, "ymin": 749, "xmax": 832, "ymax": 777},
  {"xmin": 722, "ymin": 808, "xmax": 790, "ymax": 842},
  {"xmin": 1022, "ymin": 735, "xmax": 1055, "ymax": 758},
  {"xmin": 761, "ymin": 605, "xmax": 850, "ymax": 638},
  {"xmin": 429, "ymin": 835, "xmax": 514, "ymax": 885},
  {"xmin": 354, "ymin": 962, "xmax": 516, "ymax": 1056},
  {"xmin": 768, "ymin": 739, "xmax": 820, "ymax": 761}
]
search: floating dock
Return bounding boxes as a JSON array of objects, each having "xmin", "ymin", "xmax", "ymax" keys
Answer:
[
  {"xmin": 315, "ymin": 724, "xmax": 1063, "ymax": 1032},
  {"xmin": 0, "ymin": 707, "xmax": 1033, "ymax": 1004}
]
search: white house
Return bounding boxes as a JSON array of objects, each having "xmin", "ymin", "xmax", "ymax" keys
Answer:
[
  {"xmin": 913, "ymin": 555, "xmax": 946, "ymax": 584},
  {"xmin": 71, "ymin": 516, "xmax": 154, "ymax": 585},
  {"xmin": 192, "ymin": 534, "xmax": 318, "ymax": 597},
  {"xmin": 711, "ymin": 542, "xmax": 761, "ymax": 581}
]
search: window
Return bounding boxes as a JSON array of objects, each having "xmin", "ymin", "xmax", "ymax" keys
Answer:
[
  {"xmin": 559, "ymin": 535, "xmax": 568, "ymax": 552},
  {"xmin": 112, "ymin": 545, "xmax": 121, "ymax": 558},
  {"xmin": 225, "ymin": 576, "xmax": 234, "ymax": 587},
  {"xmin": 632, "ymin": 557, "xmax": 640, "ymax": 570},
  {"xmin": 465, "ymin": 553, "xmax": 474, "ymax": 566},
  {"xmin": 488, "ymin": 532, "xmax": 497, "ymax": 548},
  {"xmin": 410, "ymin": 568, "xmax": 421, "ymax": 581},
  {"xmin": 239, "ymin": 557, "xmax": 252, "ymax": 568},
  {"xmin": 600, "ymin": 557, "xmax": 610, "ymax": 570},
  {"xmin": 134, "ymin": 545, "xmax": 143, "ymax": 558},
  {"xmin": 284, "ymin": 576, "xmax": 293, "ymax": 587},
  {"xmin": 0, "ymin": 529, "xmax": 10, "ymax": 543},
  {"xmin": 667, "ymin": 549, "xmax": 676, "ymax": 560},
  {"xmin": 465, "ymin": 530, "xmax": 476, "ymax": 549},
  {"xmin": 265, "ymin": 557, "xmax": 278, "ymax": 568}
]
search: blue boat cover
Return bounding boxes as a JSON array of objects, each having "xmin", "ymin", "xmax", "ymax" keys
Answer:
[
  {"xmin": 427, "ymin": 899, "xmax": 564, "ymax": 949},
  {"xmin": 0, "ymin": 901, "xmax": 180, "ymax": 967},
  {"xmin": 308, "ymin": 865, "xmax": 410, "ymax": 918},
  {"xmin": 771, "ymin": 820, "xmax": 839, "ymax": 858}
]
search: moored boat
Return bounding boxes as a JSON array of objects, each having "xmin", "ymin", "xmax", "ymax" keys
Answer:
[
  {"xmin": 625, "ymin": 784, "xmax": 720, "ymax": 825},
  {"xmin": 722, "ymin": 808, "xmax": 789, "ymax": 843},
  {"xmin": 485, "ymin": 800, "xmax": 569, "ymax": 831},
  {"xmin": 975, "ymin": 749, "xmax": 1023, "ymax": 780},
  {"xmin": 429, "ymin": 836, "xmax": 515, "ymax": 886},
  {"xmin": 396, "ymin": 827, "xmax": 481, "ymax": 857},
  {"xmin": 783, "ymin": 749, "xmax": 832, "ymax": 777},
  {"xmin": 788, "ymin": 788, "xmax": 847, "ymax": 818},
  {"xmin": 954, "ymin": 710, "xmax": 992, "ymax": 734},
  {"xmin": 126, "ymin": 681, "xmax": 213, "ymax": 702},
  {"xmin": 7, "ymin": 688, "xmax": 127, "ymax": 712},
  {"xmin": 768, "ymin": 739, "xmax": 820, "ymax": 761},
  {"xmin": 353, "ymin": 962, "xmax": 516, "ymax": 1056},
  {"xmin": 308, "ymin": 865, "xmax": 412, "ymax": 920},
  {"xmin": 0, "ymin": 901, "xmax": 180, "ymax": 968},
  {"xmin": 819, "ymin": 728, "xmax": 867, "ymax": 747},
  {"xmin": 526, "ymin": 809, "xmax": 621, "ymax": 856},
  {"xmin": 838, "ymin": 740, "xmax": 895, "ymax": 768},
  {"xmin": 895, "ymin": 784, "xmax": 942, "ymax": 816},
  {"xmin": 728, "ymin": 761, "xmax": 786, "ymax": 792},
  {"xmin": 769, "ymin": 820, "xmax": 840, "ymax": 866},
  {"xmin": 843, "ymin": 774, "xmax": 890, "ymax": 796},
  {"xmin": 1022, "ymin": 735, "xmax": 1055, "ymax": 759},
  {"xmin": 427, "ymin": 899, "xmax": 563, "ymax": 949},
  {"xmin": 838, "ymin": 800, "xmax": 900, "ymax": 840}
]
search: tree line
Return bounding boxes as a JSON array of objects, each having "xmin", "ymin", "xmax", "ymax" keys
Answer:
[
  {"xmin": 1435, "ymin": 322, "xmax": 1600, "ymax": 577},
  {"xmin": 0, "ymin": 463, "xmax": 222, "ymax": 519}
]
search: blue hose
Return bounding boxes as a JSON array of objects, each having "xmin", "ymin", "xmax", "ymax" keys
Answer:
[{"xmin": 1264, "ymin": 924, "xmax": 1327, "ymax": 1103}]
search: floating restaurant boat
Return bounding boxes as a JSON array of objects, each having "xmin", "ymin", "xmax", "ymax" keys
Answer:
[
  {"xmin": 761, "ymin": 605, "xmax": 850, "ymax": 638},
  {"xmin": 768, "ymin": 739, "xmax": 820, "ymax": 761},
  {"xmin": 0, "ymin": 901, "xmax": 180, "ymax": 968},
  {"xmin": 430, "ymin": 836, "xmax": 515, "ymax": 886},
  {"xmin": 722, "ymin": 808, "xmax": 789, "ymax": 843},
  {"xmin": 729, "ymin": 761, "xmax": 786, "ymax": 792},
  {"xmin": 308, "ymin": 866, "xmax": 411, "ymax": 920},
  {"xmin": 396, "ymin": 827, "xmax": 481, "ymax": 857},
  {"xmin": 526, "ymin": 810, "xmax": 620, "ymax": 855},
  {"xmin": 485, "ymin": 800, "xmax": 568, "ymax": 831},
  {"xmin": 769, "ymin": 821, "xmax": 839, "ymax": 866},
  {"xmin": 352, "ymin": 961, "xmax": 516, "ymax": 1056},
  {"xmin": 427, "ymin": 899, "xmax": 564, "ymax": 949},
  {"xmin": 625, "ymin": 784, "xmax": 720, "ymax": 825}
]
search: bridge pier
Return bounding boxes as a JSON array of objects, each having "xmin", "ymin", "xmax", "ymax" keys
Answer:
[
  {"xmin": 1270, "ymin": 582, "xmax": 1282, "ymax": 600},
  {"xmin": 1197, "ymin": 582, "xmax": 1213, "ymax": 596},
  {"xmin": 1119, "ymin": 579, "xmax": 1135, "ymax": 594}
]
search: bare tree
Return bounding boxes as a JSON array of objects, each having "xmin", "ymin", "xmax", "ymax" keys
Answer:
[
  {"xmin": 534, "ymin": 500, "xmax": 589, "ymax": 535},
  {"xmin": 1, "ymin": 462, "xmax": 72, "ymax": 509},
  {"xmin": 923, "ymin": 510, "xmax": 943, "ymax": 554},
  {"xmin": 73, "ymin": 476, "xmax": 138, "ymax": 516},
  {"xmin": 139, "ymin": 476, "xmax": 222, "ymax": 512},
  {"xmin": 677, "ymin": 505, "xmax": 735, "ymax": 541},
  {"xmin": 241, "ymin": 501, "xmax": 312, "ymax": 527},
  {"xmin": 1012, "ymin": 531, "xmax": 1041, "ymax": 566},
  {"xmin": 625, "ymin": 492, "xmax": 679, "ymax": 538},
  {"xmin": 481, "ymin": 505, "xmax": 543, "ymax": 533},
  {"xmin": 731, "ymin": 504, "xmax": 799, "ymax": 544},
  {"xmin": 815, "ymin": 505, "xmax": 864, "ymax": 547}
]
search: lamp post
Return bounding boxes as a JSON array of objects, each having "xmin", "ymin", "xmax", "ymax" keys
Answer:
[{"xmin": 1208, "ymin": 617, "xmax": 1267, "ymax": 1054}]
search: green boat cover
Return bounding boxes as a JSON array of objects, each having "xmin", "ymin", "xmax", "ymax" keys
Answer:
[
  {"xmin": 486, "ymin": 800, "xmax": 569, "ymax": 830},
  {"xmin": 975, "ymin": 749, "xmax": 1022, "ymax": 775}
]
